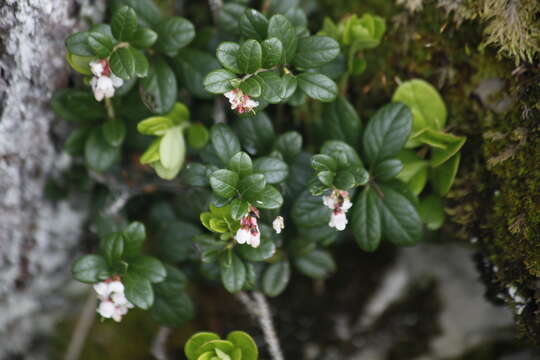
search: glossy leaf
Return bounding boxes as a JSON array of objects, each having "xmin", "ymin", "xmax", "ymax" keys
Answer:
[
  {"xmin": 140, "ymin": 58, "xmax": 178, "ymax": 114},
  {"xmin": 220, "ymin": 251, "xmax": 246, "ymax": 293},
  {"xmin": 351, "ymin": 188, "xmax": 381, "ymax": 252},
  {"xmin": 297, "ymin": 72, "xmax": 337, "ymax": 102},
  {"xmin": 362, "ymin": 103, "xmax": 412, "ymax": 167},
  {"xmin": 293, "ymin": 36, "xmax": 340, "ymax": 69},
  {"xmin": 111, "ymin": 6, "xmax": 138, "ymax": 41},
  {"xmin": 71, "ymin": 254, "xmax": 108, "ymax": 283},
  {"xmin": 262, "ymin": 260, "xmax": 290, "ymax": 297}
]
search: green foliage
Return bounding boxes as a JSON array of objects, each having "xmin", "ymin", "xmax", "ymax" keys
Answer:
[
  {"xmin": 185, "ymin": 331, "xmax": 258, "ymax": 360},
  {"xmin": 392, "ymin": 79, "xmax": 466, "ymax": 200},
  {"xmin": 57, "ymin": 0, "xmax": 468, "ymax": 344}
]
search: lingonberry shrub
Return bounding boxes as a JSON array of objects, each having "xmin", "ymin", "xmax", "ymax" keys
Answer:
[{"xmin": 54, "ymin": 0, "xmax": 465, "ymax": 355}]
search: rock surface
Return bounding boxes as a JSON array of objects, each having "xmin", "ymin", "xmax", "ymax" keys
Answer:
[{"xmin": 0, "ymin": 0, "xmax": 103, "ymax": 357}]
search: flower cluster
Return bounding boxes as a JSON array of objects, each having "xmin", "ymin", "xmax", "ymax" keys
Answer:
[
  {"xmin": 224, "ymin": 88, "xmax": 259, "ymax": 114},
  {"xmin": 93, "ymin": 277, "xmax": 133, "ymax": 322},
  {"xmin": 323, "ymin": 189, "xmax": 353, "ymax": 231},
  {"xmin": 235, "ymin": 206, "xmax": 261, "ymax": 247},
  {"xmin": 89, "ymin": 59, "xmax": 124, "ymax": 102}
]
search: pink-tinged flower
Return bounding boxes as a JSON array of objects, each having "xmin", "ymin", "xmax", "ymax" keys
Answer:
[
  {"xmin": 272, "ymin": 216, "xmax": 284, "ymax": 234},
  {"xmin": 224, "ymin": 88, "xmax": 259, "ymax": 114},
  {"xmin": 89, "ymin": 59, "xmax": 124, "ymax": 102},
  {"xmin": 235, "ymin": 206, "xmax": 261, "ymax": 247},
  {"xmin": 323, "ymin": 189, "xmax": 353, "ymax": 231},
  {"xmin": 93, "ymin": 277, "xmax": 133, "ymax": 322},
  {"xmin": 329, "ymin": 209, "xmax": 348, "ymax": 231}
]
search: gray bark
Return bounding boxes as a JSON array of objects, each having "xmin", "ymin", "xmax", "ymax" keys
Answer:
[{"xmin": 0, "ymin": 0, "xmax": 104, "ymax": 358}]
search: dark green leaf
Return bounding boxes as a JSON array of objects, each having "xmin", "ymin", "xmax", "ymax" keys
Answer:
[
  {"xmin": 111, "ymin": 0, "xmax": 161, "ymax": 28},
  {"xmin": 110, "ymin": 47, "xmax": 135, "ymax": 80},
  {"xmin": 87, "ymin": 31, "xmax": 115, "ymax": 57},
  {"xmin": 291, "ymin": 190, "xmax": 330, "ymax": 228},
  {"xmin": 229, "ymin": 152, "xmax": 253, "ymax": 176},
  {"xmin": 230, "ymin": 199, "xmax": 249, "ymax": 220},
  {"xmin": 85, "ymin": 128, "xmax": 119, "ymax": 171},
  {"xmin": 131, "ymin": 27, "xmax": 158, "ymax": 48},
  {"xmin": 261, "ymin": 38, "xmax": 283, "ymax": 68},
  {"xmin": 334, "ymin": 170, "xmax": 356, "ymax": 189},
  {"xmin": 351, "ymin": 188, "xmax": 381, "ymax": 252},
  {"xmin": 181, "ymin": 163, "xmax": 210, "ymax": 187},
  {"xmin": 65, "ymin": 128, "xmax": 91, "ymax": 155},
  {"xmin": 211, "ymin": 124, "xmax": 241, "ymax": 165},
  {"xmin": 322, "ymin": 96, "xmax": 361, "ymax": 147},
  {"xmin": 111, "ymin": 6, "xmax": 138, "ymax": 41},
  {"xmin": 122, "ymin": 222, "xmax": 146, "ymax": 257},
  {"xmin": 173, "ymin": 48, "xmax": 221, "ymax": 99},
  {"xmin": 129, "ymin": 255, "xmax": 167, "ymax": 283},
  {"xmin": 254, "ymin": 71, "xmax": 283, "ymax": 103},
  {"xmin": 157, "ymin": 221, "xmax": 201, "ymax": 263},
  {"xmin": 240, "ymin": 77, "xmax": 262, "ymax": 98},
  {"xmin": 233, "ymin": 112, "xmax": 275, "ymax": 155},
  {"xmin": 210, "ymin": 169, "xmax": 239, "ymax": 199},
  {"xmin": 293, "ymin": 36, "xmax": 340, "ymax": 69},
  {"xmin": 373, "ymin": 158, "xmax": 403, "ymax": 181},
  {"xmin": 321, "ymin": 140, "xmax": 362, "ymax": 168},
  {"xmin": 311, "ymin": 154, "xmax": 337, "ymax": 172},
  {"xmin": 362, "ymin": 103, "xmax": 412, "ymax": 167},
  {"xmin": 268, "ymin": 15, "xmax": 297, "ymax": 63},
  {"xmin": 317, "ymin": 171, "xmax": 334, "ymax": 187},
  {"xmin": 238, "ymin": 236, "xmax": 276, "ymax": 262},
  {"xmin": 253, "ymin": 157, "xmax": 288, "ymax": 184},
  {"xmin": 295, "ymin": 250, "xmax": 336, "ymax": 279},
  {"xmin": 274, "ymin": 131, "xmax": 302, "ymax": 162},
  {"xmin": 262, "ymin": 260, "xmax": 290, "ymax": 297},
  {"xmin": 204, "ymin": 69, "xmax": 237, "ymax": 94},
  {"xmin": 297, "ymin": 72, "xmax": 337, "ymax": 102},
  {"xmin": 239, "ymin": 9, "xmax": 268, "ymax": 41},
  {"xmin": 102, "ymin": 119, "xmax": 126, "ymax": 147},
  {"xmin": 252, "ymin": 185, "xmax": 283, "ymax": 209},
  {"xmin": 132, "ymin": 48, "xmax": 149, "ymax": 77},
  {"xmin": 220, "ymin": 251, "xmax": 246, "ymax": 293},
  {"xmin": 155, "ymin": 17, "xmax": 195, "ymax": 56},
  {"xmin": 71, "ymin": 254, "xmax": 108, "ymax": 283},
  {"xmin": 281, "ymin": 73, "xmax": 297, "ymax": 99},
  {"xmin": 140, "ymin": 58, "xmax": 178, "ymax": 114},
  {"xmin": 240, "ymin": 174, "xmax": 266, "ymax": 200},
  {"xmin": 216, "ymin": 42, "xmax": 241, "ymax": 74},
  {"xmin": 217, "ymin": 3, "xmax": 246, "ymax": 35},
  {"xmin": 376, "ymin": 183, "xmax": 423, "ymax": 246},
  {"xmin": 124, "ymin": 272, "xmax": 154, "ymax": 309},
  {"xmin": 101, "ymin": 233, "xmax": 124, "ymax": 266},
  {"xmin": 66, "ymin": 32, "xmax": 93, "ymax": 56},
  {"xmin": 150, "ymin": 266, "xmax": 194, "ymax": 327},
  {"xmin": 51, "ymin": 90, "xmax": 105, "ymax": 122}
]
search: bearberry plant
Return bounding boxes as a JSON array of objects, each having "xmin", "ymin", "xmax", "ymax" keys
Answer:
[{"xmin": 55, "ymin": 0, "xmax": 465, "ymax": 356}]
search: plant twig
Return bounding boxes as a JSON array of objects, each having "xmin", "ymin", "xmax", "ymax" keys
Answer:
[
  {"xmin": 235, "ymin": 292, "xmax": 284, "ymax": 360},
  {"xmin": 208, "ymin": 0, "xmax": 223, "ymax": 23},
  {"xmin": 64, "ymin": 291, "xmax": 97, "ymax": 360},
  {"xmin": 151, "ymin": 327, "xmax": 172, "ymax": 360}
]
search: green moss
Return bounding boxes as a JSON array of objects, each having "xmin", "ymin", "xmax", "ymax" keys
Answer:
[{"xmin": 313, "ymin": 0, "xmax": 540, "ymax": 345}]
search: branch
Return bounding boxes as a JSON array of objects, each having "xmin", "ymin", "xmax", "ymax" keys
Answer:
[
  {"xmin": 208, "ymin": 0, "xmax": 223, "ymax": 23},
  {"xmin": 64, "ymin": 291, "xmax": 97, "ymax": 360},
  {"xmin": 151, "ymin": 327, "xmax": 172, "ymax": 360},
  {"xmin": 235, "ymin": 292, "xmax": 284, "ymax": 360}
]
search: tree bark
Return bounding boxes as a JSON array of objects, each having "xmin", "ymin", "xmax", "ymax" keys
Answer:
[{"xmin": 0, "ymin": 0, "xmax": 104, "ymax": 357}]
